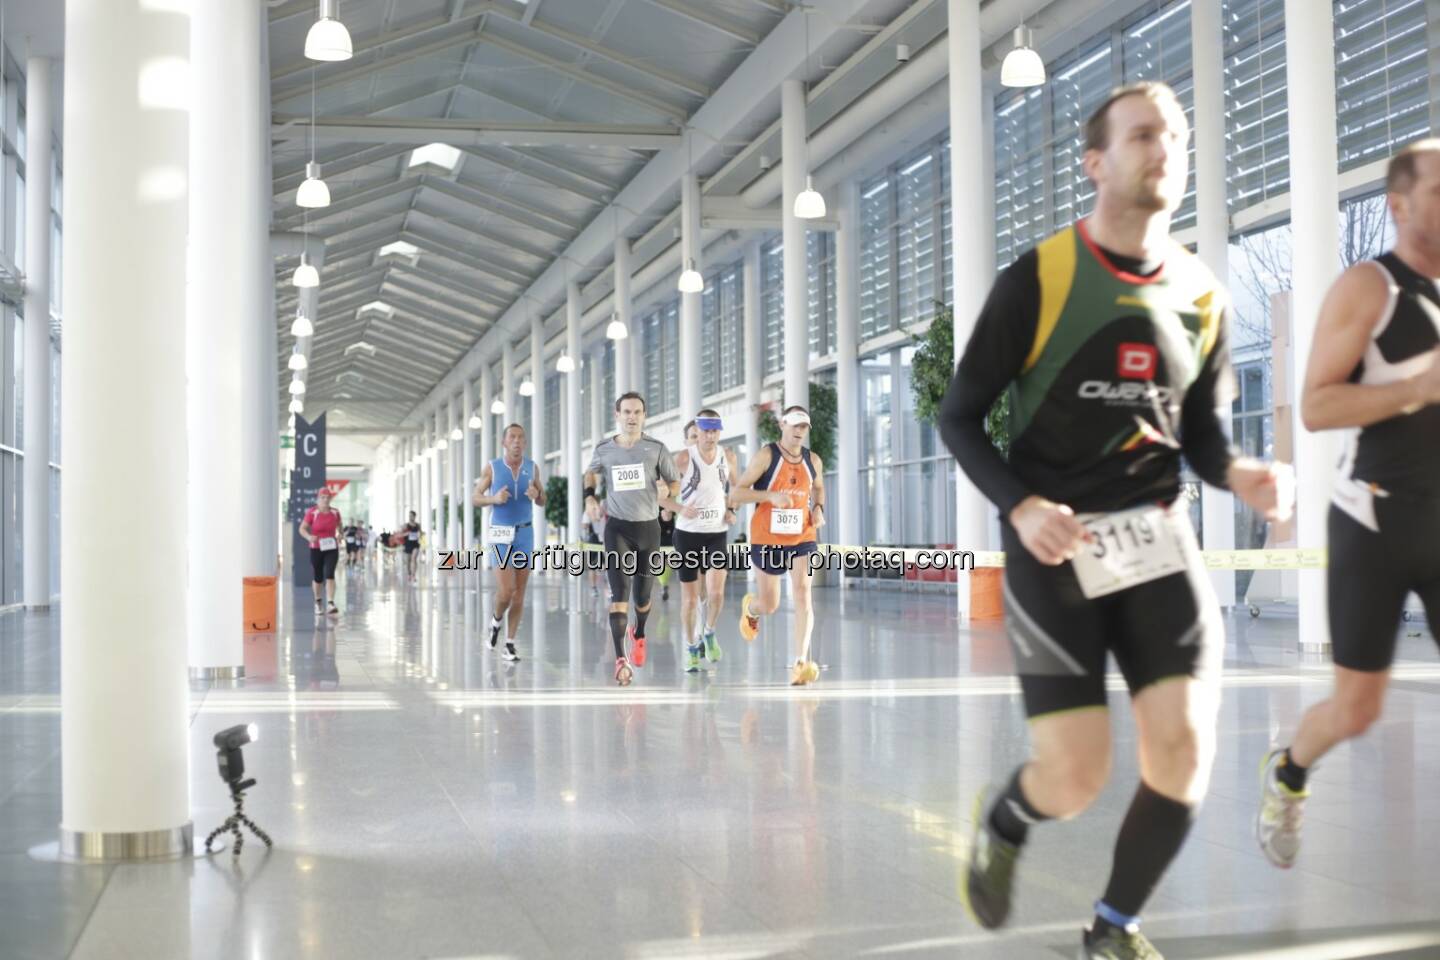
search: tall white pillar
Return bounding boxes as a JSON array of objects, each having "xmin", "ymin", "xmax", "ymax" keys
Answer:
[
  {"xmin": 1284, "ymin": 0, "xmax": 1341, "ymax": 650},
  {"xmin": 530, "ymin": 315, "xmax": 547, "ymax": 548},
  {"xmin": 680, "ymin": 170, "xmax": 703, "ymax": 417},
  {"xmin": 478, "ymin": 366, "xmax": 493, "ymax": 561},
  {"xmin": 589, "ymin": 345, "xmax": 603, "ymax": 443},
  {"xmin": 463, "ymin": 383, "xmax": 476, "ymax": 550},
  {"xmin": 743, "ymin": 240, "xmax": 763, "ymax": 461},
  {"xmin": 835, "ymin": 181, "xmax": 861, "ymax": 550},
  {"xmin": 435, "ymin": 409, "xmax": 448, "ymax": 552},
  {"xmin": 566, "ymin": 282, "xmax": 583, "ymax": 544},
  {"xmin": 187, "ymin": 0, "xmax": 260, "ymax": 674},
  {"xmin": 22, "ymin": 57, "xmax": 54, "ymax": 609},
  {"xmin": 501, "ymin": 340, "xmax": 515, "ymax": 427},
  {"xmin": 421, "ymin": 428, "xmax": 432, "ymax": 549},
  {"xmin": 1191, "ymin": 0, "xmax": 1237, "ymax": 608},
  {"xmin": 449, "ymin": 395, "xmax": 462, "ymax": 549},
  {"xmin": 781, "ymin": 79, "xmax": 810, "ymax": 411},
  {"xmin": 61, "ymin": 0, "xmax": 192, "ymax": 857},
  {"xmin": 948, "ymin": 0, "xmax": 995, "ymax": 619},
  {"xmin": 614, "ymin": 236, "xmax": 633, "ymax": 393}
]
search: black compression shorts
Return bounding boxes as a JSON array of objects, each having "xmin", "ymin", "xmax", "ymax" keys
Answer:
[
  {"xmin": 1329, "ymin": 496, "xmax": 1440, "ymax": 672},
  {"xmin": 1000, "ymin": 510, "xmax": 1224, "ymax": 719},
  {"xmin": 673, "ymin": 529, "xmax": 730, "ymax": 583},
  {"xmin": 603, "ymin": 517, "xmax": 660, "ymax": 607},
  {"xmin": 310, "ymin": 547, "xmax": 340, "ymax": 583}
]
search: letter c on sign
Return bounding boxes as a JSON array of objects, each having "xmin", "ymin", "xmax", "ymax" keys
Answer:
[{"xmin": 303, "ymin": 433, "xmax": 318, "ymax": 457}]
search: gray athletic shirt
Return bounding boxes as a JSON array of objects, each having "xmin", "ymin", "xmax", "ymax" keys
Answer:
[{"xmin": 587, "ymin": 434, "xmax": 679, "ymax": 522}]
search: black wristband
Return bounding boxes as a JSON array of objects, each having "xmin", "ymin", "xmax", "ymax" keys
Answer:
[{"xmin": 584, "ymin": 486, "xmax": 596, "ymax": 501}]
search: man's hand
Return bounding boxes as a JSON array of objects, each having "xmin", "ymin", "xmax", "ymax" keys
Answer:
[
  {"xmin": 1227, "ymin": 458, "xmax": 1294, "ymax": 523},
  {"xmin": 585, "ymin": 496, "xmax": 601, "ymax": 523},
  {"xmin": 811, "ymin": 504, "xmax": 826, "ymax": 530},
  {"xmin": 1405, "ymin": 346, "xmax": 1440, "ymax": 410},
  {"xmin": 527, "ymin": 475, "xmax": 543, "ymax": 500},
  {"xmin": 495, "ymin": 486, "xmax": 511, "ymax": 505},
  {"xmin": 679, "ymin": 504, "xmax": 699, "ymax": 519},
  {"xmin": 1009, "ymin": 496, "xmax": 1090, "ymax": 566},
  {"xmin": 767, "ymin": 490, "xmax": 791, "ymax": 508}
]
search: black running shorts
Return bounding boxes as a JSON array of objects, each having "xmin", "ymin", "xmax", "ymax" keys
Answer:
[
  {"xmin": 673, "ymin": 529, "xmax": 730, "ymax": 583},
  {"xmin": 1329, "ymin": 496, "xmax": 1440, "ymax": 672},
  {"xmin": 1000, "ymin": 512, "xmax": 1224, "ymax": 719},
  {"xmin": 603, "ymin": 517, "xmax": 660, "ymax": 607},
  {"xmin": 310, "ymin": 547, "xmax": 340, "ymax": 582}
]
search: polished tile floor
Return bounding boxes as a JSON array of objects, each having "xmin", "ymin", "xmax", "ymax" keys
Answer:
[{"xmin": 3, "ymin": 558, "xmax": 1440, "ymax": 959}]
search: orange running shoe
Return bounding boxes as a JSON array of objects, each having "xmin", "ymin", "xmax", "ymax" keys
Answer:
[
  {"xmin": 629, "ymin": 626, "xmax": 647, "ymax": 668},
  {"xmin": 739, "ymin": 593, "xmax": 760, "ymax": 643}
]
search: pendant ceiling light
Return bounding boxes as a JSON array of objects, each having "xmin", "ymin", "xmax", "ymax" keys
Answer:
[
  {"xmin": 518, "ymin": 378, "xmax": 534, "ymax": 397},
  {"xmin": 467, "ymin": 413, "xmax": 482, "ymax": 429},
  {"xmin": 288, "ymin": 398, "xmax": 304, "ymax": 414},
  {"xmin": 289, "ymin": 379, "xmax": 307, "ymax": 396},
  {"xmin": 1001, "ymin": 25, "xmax": 1045, "ymax": 88},
  {"xmin": 450, "ymin": 427, "xmax": 463, "ymax": 441},
  {"xmin": 296, "ymin": 72, "xmax": 330, "ymax": 207},
  {"xmin": 676, "ymin": 129, "xmax": 706, "ymax": 293},
  {"xmin": 291, "ymin": 312, "xmax": 314, "ymax": 337},
  {"xmin": 491, "ymin": 398, "xmax": 506, "ymax": 414},
  {"xmin": 606, "ymin": 313, "xmax": 628, "ymax": 340},
  {"xmin": 556, "ymin": 353, "xmax": 575, "ymax": 374},
  {"xmin": 291, "ymin": 252, "xmax": 319, "ymax": 288},
  {"xmin": 288, "ymin": 349, "xmax": 308, "ymax": 371},
  {"xmin": 677, "ymin": 259, "xmax": 703, "ymax": 293},
  {"xmin": 305, "ymin": 0, "xmax": 353, "ymax": 62},
  {"xmin": 793, "ymin": 10, "xmax": 826, "ymax": 220}
]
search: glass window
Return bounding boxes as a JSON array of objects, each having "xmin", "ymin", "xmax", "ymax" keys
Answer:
[
  {"xmin": 1050, "ymin": 40, "xmax": 1114, "ymax": 231},
  {"xmin": 993, "ymin": 87, "xmax": 1047, "ymax": 268},
  {"xmin": 1122, "ymin": 0, "xmax": 1198, "ymax": 231},
  {"xmin": 806, "ymin": 231, "xmax": 836, "ymax": 357},
  {"xmin": 859, "ymin": 175, "xmax": 893, "ymax": 339},
  {"xmin": 1333, "ymin": 0, "xmax": 1430, "ymax": 173},
  {"xmin": 760, "ymin": 236, "xmax": 784, "ymax": 376},
  {"xmin": 1223, "ymin": 0, "xmax": 1290, "ymax": 212}
]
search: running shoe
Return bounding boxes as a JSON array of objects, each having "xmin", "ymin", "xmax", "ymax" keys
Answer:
[
  {"xmin": 629, "ymin": 627, "xmax": 647, "ymax": 668},
  {"xmin": 1079, "ymin": 924, "xmax": 1164, "ymax": 959},
  {"xmin": 961, "ymin": 787, "xmax": 1020, "ymax": 930},
  {"xmin": 487, "ymin": 618, "xmax": 502, "ymax": 649},
  {"xmin": 1256, "ymin": 747, "xmax": 1308, "ymax": 869},
  {"xmin": 326, "ymin": 602, "xmax": 339, "ymax": 616},
  {"xmin": 614, "ymin": 656, "xmax": 633, "ymax": 686},
  {"xmin": 789, "ymin": 660, "xmax": 819, "ymax": 686},
  {"xmin": 685, "ymin": 644, "xmax": 702, "ymax": 673},
  {"xmin": 739, "ymin": 594, "xmax": 760, "ymax": 642},
  {"xmin": 703, "ymin": 629, "xmax": 722, "ymax": 663},
  {"xmin": 502, "ymin": 642, "xmax": 520, "ymax": 663}
]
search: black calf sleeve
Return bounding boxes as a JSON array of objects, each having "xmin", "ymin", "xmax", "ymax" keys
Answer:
[{"xmin": 608, "ymin": 611, "xmax": 629, "ymax": 659}]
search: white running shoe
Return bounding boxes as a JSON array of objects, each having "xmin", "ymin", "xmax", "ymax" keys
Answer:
[{"xmin": 1256, "ymin": 748, "xmax": 1308, "ymax": 868}]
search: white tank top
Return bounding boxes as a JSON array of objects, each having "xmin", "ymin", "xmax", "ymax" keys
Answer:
[{"xmin": 676, "ymin": 444, "xmax": 729, "ymax": 533}]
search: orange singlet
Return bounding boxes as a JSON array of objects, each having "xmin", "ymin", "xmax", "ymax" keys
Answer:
[{"xmin": 750, "ymin": 442, "xmax": 817, "ymax": 546}]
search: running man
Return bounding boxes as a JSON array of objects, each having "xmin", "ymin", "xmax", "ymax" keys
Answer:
[
  {"xmin": 299, "ymin": 488, "xmax": 343, "ymax": 617},
  {"xmin": 938, "ymin": 82, "xmax": 1292, "ymax": 959},
  {"xmin": 343, "ymin": 523, "xmax": 360, "ymax": 568},
  {"xmin": 584, "ymin": 392, "xmax": 683, "ymax": 685},
  {"xmin": 1256, "ymin": 139, "xmax": 1440, "ymax": 869},
  {"xmin": 474, "ymin": 423, "xmax": 546, "ymax": 662},
  {"xmin": 732, "ymin": 406, "xmax": 826, "ymax": 687},
  {"xmin": 402, "ymin": 510, "xmax": 422, "ymax": 583},
  {"xmin": 674, "ymin": 412, "xmax": 738, "ymax": 672}
]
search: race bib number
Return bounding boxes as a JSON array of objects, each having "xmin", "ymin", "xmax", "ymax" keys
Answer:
[
  {"xmin": 407, "ymin": 531, "xmax": 419, "ymax": 542},
  {"xmin": 770, "ymin": 508, "xmax": 804, "ymax": 536},
  {"xmin": 488, "ymin": 525, "xmax": 515, "ymax": 545},
  {"xmin": 319, "ymin": 537, "xmax": 338, "ymax": 551},
  {"xmin": 611, "ymin": 463, "xmax": 646, "ymax": 492},
  {"xmin": 696, "ymin": 507, "xmax": 723, "ymax": 525},
  {"xmin": 1070, "ymin": 505, "xmax": 1189, "ymax": 599}
]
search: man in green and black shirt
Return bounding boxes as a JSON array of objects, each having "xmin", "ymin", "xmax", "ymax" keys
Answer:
[{"xmin": 940, "ymin": 82, "xmax": 1292, "ymax": 960}]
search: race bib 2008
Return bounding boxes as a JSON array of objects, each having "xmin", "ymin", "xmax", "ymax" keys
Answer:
[{"xmin": 611, "ymin": 463, "xmax": 646, "ymax": 492}]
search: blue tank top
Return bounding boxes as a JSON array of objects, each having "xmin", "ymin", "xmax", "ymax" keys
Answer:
[{"xmin": 488, "ymin": 457, "xmax": 535, "ymax": 526}]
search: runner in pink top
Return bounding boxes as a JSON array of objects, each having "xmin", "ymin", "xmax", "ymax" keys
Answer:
[{"xmin": 299, "ymin": 489, "xmax": 343, "ymax": 616}]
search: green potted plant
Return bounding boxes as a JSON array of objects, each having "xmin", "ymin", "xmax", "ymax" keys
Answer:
[{"xmin": 544, "ymin": 476, "xmax": 567, "ymax": 542}]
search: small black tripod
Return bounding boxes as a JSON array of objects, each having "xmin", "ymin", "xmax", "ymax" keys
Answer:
[{"xmin": 204, "ymin": 778, "xmax": 273, "ymax": 856}]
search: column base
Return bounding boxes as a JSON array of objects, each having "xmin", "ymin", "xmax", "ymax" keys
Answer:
[
  {"xmin": 49, "ymin": 823, "xmax": 195, "ymax": 861},
  {"xmin": 189, "ymin": 665, "xmax": 245, "ymax": 680},
  {"xmin": 25, "ymin": 603, "xmax": 52, "ymax": 611}
]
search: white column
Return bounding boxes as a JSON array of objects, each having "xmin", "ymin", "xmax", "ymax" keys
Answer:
[
  {"xmin": 1284, "ymin": 0, "xmax": 1341, "ymax": 651},
  {"xmin": 501, "ymin": 340, "xmax": 515, "ymax": 426},
  {"xmin": 566, "ymin": 282, "xmax": 583, "ymax": 544},
  {"xmin": 242, "ymin": 0, "xmax": 276, "ymax": 579},
  {"xmin": 530, "ymin": 315, "xmax": 547, "ymax": 548},
  {"xmin": 61, "ymin": 0, "xmax": 192, "ymax": 856},
  {"xmin": 680, "ymin": 170, "xmax": 703, "ymax": 417},
  {"xmin": 589, "ymin": 345, "xmax": 603, "ymax": 443},
  {"xmin": 435, "ymin": 409, "xmax": 448, "ymax": 552},
  {"xmin": 948, "ymin": 0, "xmax": 994, "ymax": 619},
  {"xmin": 614, "ymin": 236, "xmax": 633, "ymax": 393},
  {"xmin": 463, "ymin": 383, "xmax": 476, "ymax": 550},
  {"xmin": 835, "ymin": 181, "xmax": 861, "ymax": 550},
  {"xmin": 781, "ymin": 79, "xmax": 810, "ymax": 411},
  {"xmin": 743, "ymin": 241, "xmax": 763, "ymax": 462},
  {"xmin": 420, "ymin": 428, "xmax": 432, "ymax": 549},
  {"xmin": 478, "ymin": 366, "xmax": 493, "ymax": 561},
  {"xmin": 1191, "ymin": 0, "xmax": 1237, "ymax": 608},
  {"xmin": 187, "ymin": 0, "xmax": 260, "ymax": 674},
  {"xmin": 449, "ymin": 395, "xmax": 461, "ymax": 549},
  {"xmin": 22, "ymin": 57, "xmax": 53, "ymax": 609}
]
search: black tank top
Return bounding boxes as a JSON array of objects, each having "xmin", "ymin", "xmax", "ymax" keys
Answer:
[{"xmin": 1340, "ymin": 252, "xmax": 1440, "ymax": 496}]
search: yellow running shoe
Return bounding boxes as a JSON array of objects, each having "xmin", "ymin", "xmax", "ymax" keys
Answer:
[
  {"xmin": 739, "ymin": 593, "xmax": 760, "ymax": 643},
  {"xmin": 790, "ymin": 660, "xmax": 819, "ymax": 686}
]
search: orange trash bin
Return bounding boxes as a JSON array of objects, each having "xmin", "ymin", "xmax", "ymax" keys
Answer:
[
  {"xmin": 243, "ymin": 576, "xmax": 277, "ymax": 633},
  {"xmin": 969, "ymin": 566, "xmax": 1004, "ymax": 620}
]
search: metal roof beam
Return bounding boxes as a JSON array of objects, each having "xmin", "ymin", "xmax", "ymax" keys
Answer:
[
  {"xmin": 274, "ymin": 116, "xmax": 682, "ymax": 151},
  {"xmin": 636, "ymin": 0, "xmax": 761, "ymax": 45}
]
